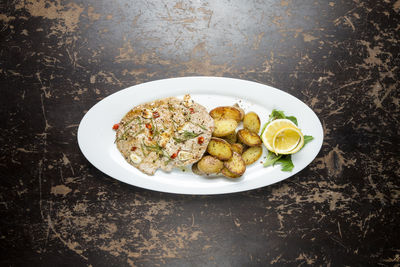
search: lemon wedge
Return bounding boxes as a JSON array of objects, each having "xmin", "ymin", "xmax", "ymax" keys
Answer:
[
  {"xmin": 261, "ymin": 119, "xmax": 299, "ymax": 152},
  {"xmin": 272, "ymin": 127, "xmax": 304, "ymax": 154}
]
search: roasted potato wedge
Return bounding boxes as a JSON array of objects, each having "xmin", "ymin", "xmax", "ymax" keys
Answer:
[
  {"xmin": 197, "ymin": 156, "xmax": 224, "ymax": 174},
  {"xmin": 242, "ymin": 146, "xmax": 263, "ymax": 165},
  {"xmin": 243, "ymin": 112, "xmax": 261, "ymax": 133},
  {"xmin": 233, "ymin": 103, "xmax": 245, "ymax": 121},
  {"xmin": 207, "ymin": 137, "xmax": 233, "ymax": 160},
  {"xmin": 223, "ymin": 152, "xmax": 246, "ymax": 176},
  {"xmin": 213, "ymin": 119, "xmax": 238, "ymax": 137},
  {"xmin": 191, "ymin": 162, "xmax": 205, "ymax": 175},
  {"xmin": 221, "ymin": 167, "xmax": 241, "ymax": 179},
  {"xmin": 223, "ymin": 131, "xmax": 237, "ymax": 144},
  {"xmin": 210, "ymin": 106, "xmax": 242, "ymax": 122},
  {"xmin": 231, "ymin": 143, "xmax": 244, "ymax": 155},
  {"xmin": 237, "ymin": 129, "xmax": 262, "ymax": 146}
]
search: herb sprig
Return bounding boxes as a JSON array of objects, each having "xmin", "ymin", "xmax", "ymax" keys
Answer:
[{"xmin": 174, "ymin": 130, "xmax": 203, "ymax": 143}]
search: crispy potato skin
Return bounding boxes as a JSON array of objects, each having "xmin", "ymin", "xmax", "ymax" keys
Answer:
[
  {"xmin": 231, "ymin": 143, "xmax": 244, "ymax": 155},
  {"xmin": 223, "ymin": 131, "xmax": 237, "ymax": 144},
  {"xmin": 212, "ymin": 119, "xmax": 238, "ymax": 137},
  {"xmin": 237, "ymin": 129, "xmax": 262, "ymax": 146},
  {"xmin": 223, "ymin": 152, "xmax": 246, "ymax": 176},
  {"xmin": 210, "ymin": 106, "xmax": 242, "ymax": 122},
  {"xmin": 197, "ymin": 155, "xmax": 224, "ymax": 174},
  {"xmin": 242, "ymin": 146, "xmax": 263, "ymax": 165},
  {"xmin": 207, "ymin": 137, "xmax": 233, "ymax": 160},
  {"xmin": 221, "ymin": 167, "xmax": 241, "ymax": 178},
  {"xmin": 233, "ymin": 103, "xmax": 245, "ymax": 121},
  {"xmin": 243, "ymin": 112, "xmax": 261, "ymax": 134},
  {"xmin": 192, "ymin": 162, "xmax": 205, "ymax": 175}
]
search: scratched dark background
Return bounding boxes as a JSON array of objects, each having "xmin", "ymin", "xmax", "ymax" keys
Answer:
[{"xmin": 1, "ymin": 0, "xmax": 400, "ymax": 266}]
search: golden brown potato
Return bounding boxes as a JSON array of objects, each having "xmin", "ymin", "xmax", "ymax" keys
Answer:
[
  {"xmin": 237, "ymin": 129, "xmax": 262, "ymax": 146},
  {"xmin": 243, "ymin": 112, "xmax": 261, "ymax": 133},
  {"xmin": 223, "ymin": 131, "xmax": 237, "ymax": 144},
  {"xmin": 213, "ymin": 119, "xmax": 238, "ymax": 137},
  {"xmin": 221, "ymin": 167, "xmax": 241, "ymax": 178},
  {"xmin": 206, "ymin": 137, "xmax": 233, "ymax": 160},
  {"xmin": 191, "ymin": 162, "xmax": 205, "ymax": 175},
  {"xmin": 242, "ymin": 146, "xmax": 263, "ymax": 165},
  {"xmin": 223, "ymin": 152, "xmax": 246, "ymax": 176},
  {"xmin": 231, "ymin": 143, "xmax": 244, "ymax": 155},
  {"xmin": 233, "ymin": 103, "xmax": 245, "ymax": 121},
  {"xmin": 197, "ymin": 156, "xmax": 224, "ymax": 174},
  {"xmin": 210, "ymin": 106, "xmax": 242, "ymax": 122}
]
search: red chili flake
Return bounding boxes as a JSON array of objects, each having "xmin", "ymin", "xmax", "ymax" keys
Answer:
[
  {"xmin": 112, "ymin": 123, "xmax": 119, "ymax": 130},
  {"xmin": 131, "ymin": 146, "xmax": 137, "ymax": 151},
  {"xmin": 148, "ymin": 136, "xmax": 152, "ymax": 141},
  {"xmin": 189, "ymin": 108, "xmax": 195, "ymax": 114},
  {"xmin": 153, "ymin": 111, "xmax": 160, "ymax": 118},
  {"xmin": 149, "ymin": 130, "xmax": 153, "ymax": 135},
  {"xmin": 145, "ymin": 123, "xmax": 152, "ymax": 130},
  {"xmin": 198, "ymin": 136, "xmax": 204, "ymax": 144},
  {"xmin": 171, "ymin": 149, "xmax": 180, "ymax": 159}
]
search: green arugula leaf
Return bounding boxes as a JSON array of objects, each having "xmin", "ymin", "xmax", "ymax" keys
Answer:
[
  {"xmin": 276, "ymin": 155, "xmax": 294, "ymax": 172},
  {"xmin": 303, "ymin": 135, "xmax": 314, "ymax": 145},
  {"xmin": 269, "ymin": 109, "xmax": 286, "ymax": 120},
  {"xmin": 263, "ymin": 151, "xmax": 282, "ymax": 167},
  {"xmin": 263, "ymin": 152, "xmax": 294, "ymax": 171},
  {"xmin": 285, "ymin": 116, "xmax": 298, "ymax": 126}
]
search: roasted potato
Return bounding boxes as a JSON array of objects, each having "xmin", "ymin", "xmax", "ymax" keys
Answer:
[
  {"xmin": 223, "ymin": 152, "xmax": 246, "ymax": 176},
  {"xmin": 223, "ymin": 131, "xmax": 237, "ymax": 144},
  {"xmin": 243, "ymin": 112, "xmax": 261, "ymax": 133},
  {"xmin": 191, "ymin": 162, "xmax": 205, "ymax": 175},
  {"xmin": 237, "ymin": 129, "xmax": 262, "ymax": 146},
  {"xmin": 231, "ymin": 143, "xmax": 244, "ymax": 155},
  {"xmin": 213, "ymin": 119, "xmax": 238, "ymax": 137},
  {"xmin": 221, "ymin": 167, "xmax": 241, "ymax": 178},
  {"xmin": 242, "ymin": 146, "xmax": 263, "ymax": 165},
  {"xmin": 207, "ymin": 137, "xmax": 233, "ymax": 160},
  {"xmin": 233, "ymin": 103, "xmax": 245, "ymax": 121},
  {"xmin": 197, "ymin": 156, "xmax": 224, "ymax": 174},
  {"xmin": 210, "ymin": 106, "xmax": 242, "ymax": 122}
]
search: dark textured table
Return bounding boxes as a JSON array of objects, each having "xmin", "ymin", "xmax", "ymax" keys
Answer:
[{"xmin": 1, "ymin": 0, "xmax": 400, "ymax": 266}]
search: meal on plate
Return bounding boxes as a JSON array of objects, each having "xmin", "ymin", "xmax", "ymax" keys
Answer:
[
  {"xmin": 113, "ymin": 95, "xmax": 314, "ymax": 177},
  {"xmin": 113, "ymin": 95, "xmax": 214, "ymax": 175}
]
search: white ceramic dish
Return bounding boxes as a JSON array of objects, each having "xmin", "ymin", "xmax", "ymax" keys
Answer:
[{"xmin": 77, "ymin": 77, "xmax": 323, "ymax": 195}]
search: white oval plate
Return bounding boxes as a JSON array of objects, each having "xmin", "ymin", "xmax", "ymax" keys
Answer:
[{"xmin": 78, "ymin": 77, "xmax": 323, "ymax": 195}]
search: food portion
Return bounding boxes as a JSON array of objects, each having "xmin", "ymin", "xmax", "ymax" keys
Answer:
[
  {"xmin": 193, "ymin": 104, "xmax": 263, "ymax": 179},
  {"xmin": 114, "ymin": 95, "xmax": 214, "ymax": 175}
]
